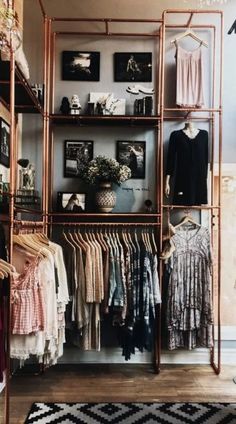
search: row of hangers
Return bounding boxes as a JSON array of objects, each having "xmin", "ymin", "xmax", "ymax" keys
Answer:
[
  {"xmin": 0, "ymin": 259, "xmax": 15, "ymax": 280},
  {"xmin": 62, "ymin": 226, "xmax": 158, "ymax": 255},
  {"xmin": 13, "ymin": 232, "xmax": 55, "ymax": 259}
]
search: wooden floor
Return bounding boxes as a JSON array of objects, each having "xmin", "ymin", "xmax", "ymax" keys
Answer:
[{"xmin": 1, "ymin": 364, "xmax": 236, "ymax": 423}]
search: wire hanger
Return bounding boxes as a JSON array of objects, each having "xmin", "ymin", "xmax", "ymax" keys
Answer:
[{"xmin": 171, "ymin": 27, "xmax": 208, "ymax": 48}]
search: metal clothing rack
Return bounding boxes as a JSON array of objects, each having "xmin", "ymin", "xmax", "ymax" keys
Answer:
[{"xmin": 2, "ymin": 3, "xmax": 223, "ymax": 423}]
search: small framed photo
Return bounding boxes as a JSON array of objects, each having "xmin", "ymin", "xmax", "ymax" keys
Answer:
[
  {"xmin": 57, "ymin": 192, "xmax": 86, "ymax": 213},
  {"xmin": 116, "ymin": 141, "xmax": 146, "ymax": 179},
  {"xmin": 114, "ymin": 52, "xmax": 152, "ymax": 82},
  {"xmin": 0, "ymin": 118, "xmax": 10, "ymax": 168},
  {"xmin": 62, "ymin": 51, "xmax": 100, "ymax": 81},
  {"xmin": 64, "ymin": 140, "xmax": 93, "ymax": 178}
]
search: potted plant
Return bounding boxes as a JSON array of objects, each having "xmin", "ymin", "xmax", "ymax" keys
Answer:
[{"xmin": 79, "ymin": 155, "xmax": 131, "ymax": 212}]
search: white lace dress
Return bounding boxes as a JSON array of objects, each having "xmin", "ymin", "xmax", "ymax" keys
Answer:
[{"xmin": 166, "ymin": 225, "xmax": 213, "ymax": 350}]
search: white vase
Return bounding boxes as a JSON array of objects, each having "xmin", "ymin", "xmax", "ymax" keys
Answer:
[{"xmin": 95, "ymin": 182, "xmax": 116, "ymax": 213}]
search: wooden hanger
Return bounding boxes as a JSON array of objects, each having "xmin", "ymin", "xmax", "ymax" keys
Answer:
[
  {"xmin": 174, "ymin": 211, "xmax": 201, "ymax": 230},
  {"xmin": 171, "ymin": 27, "xmax": 208, "ymax": 48}
]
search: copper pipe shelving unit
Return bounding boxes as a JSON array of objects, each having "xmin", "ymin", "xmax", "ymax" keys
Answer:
[
  {"xmin": 161, "ymin": 9, "xmax": 223, "ymax": 376},
  {"xmin": 2, "ymin": 3, "xmax": 223, "ymax": 423}
]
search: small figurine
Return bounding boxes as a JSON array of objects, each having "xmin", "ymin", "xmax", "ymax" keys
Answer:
[
  {"xmin": 70, "ymin": 94, "xmax": 82, "ymax": 115},
  {"xmin": 60, "ymin": 96, "xmax": 70, "ymax": 115}
]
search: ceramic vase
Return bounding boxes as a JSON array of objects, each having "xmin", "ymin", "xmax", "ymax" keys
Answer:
[{"xmin": 95, "ymin": 182, "xmax": 116, "ymax": 213}]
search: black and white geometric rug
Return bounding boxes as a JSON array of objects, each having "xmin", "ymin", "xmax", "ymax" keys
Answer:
[{"xmin": 24, "ymin": 402, "xmax": 236, "ymax": 423}]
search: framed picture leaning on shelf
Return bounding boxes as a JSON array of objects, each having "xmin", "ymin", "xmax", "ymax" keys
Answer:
[
  {"xmin": 57, "ymin": 192, "xmax": 86, "ymax": 213},
  {"xmin": 116, "ymin": 141, "xmax": 146, "ymax": 179},
  {"xmin": 64, "ymin": 140, "xmax": 93, "ymax": 178},
  {"xmin": 62, "ymin": 51, "xmax": 100, "ymax": 81},
  {"xmin": 0, "ymin": 118, "xmax": 10, "ymax": 168},
  {"xmin": 114, "ymin": 52, "xmax": 152, "ymax": 82}
]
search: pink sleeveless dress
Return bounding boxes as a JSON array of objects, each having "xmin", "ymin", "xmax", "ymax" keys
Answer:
[
  {"xmin": 176, "ymin": 43, "xmax": 204, "ymax": 108},
  {"xmin": 11, "ymin": 259, "xmax": 45, "ymax": 335}
]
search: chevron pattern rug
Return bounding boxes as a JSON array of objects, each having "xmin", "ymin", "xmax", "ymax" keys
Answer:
[{"xmin": 24, "ymin": 402, "xmax": 236, "ymax": 423}]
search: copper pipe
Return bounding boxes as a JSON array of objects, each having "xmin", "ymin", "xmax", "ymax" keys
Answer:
[
  {"xmin": 164, "ymin": 116, "xmax": 213, "ymax": 121},
  {"xmin": 51, "ymin": 222, "xmax": 160, "ymax": 226},
  {"xmin": 164, "ymin": 108, "xmax": 221, "ymax": 112},
  {"xmin": 52, "ymin": 17, "xmax": 163, "ymax": 23},
  {"xmin": 51, "ymin": 32, "xmax": 56, "ymax": 114},
  {"xmin": 42, "ymin": 16, "xmax": 48, "ymax": 233},
  {"xmin": 166, "ymin": 24, "xmax": 216, "ymax": 29},
  {"xmin": 55, "ymin": 31, "xmax": 160, "ymax": 38},
  {"xmin": 13, "ymin": 220, "xmax": 44, "ymax": 227},
  {"xmin": 14, "ymin": 207, "xmax": 43, "ymax": 215},
  {"xmin": 162, "ymin": 204, "xmax": 220, "ymax": 210},
  {"xmin": 164, "ymin": 9, "xmax": 223, "ymax": 14},
  {"xmin": 49, "ymin": 213, "xmax": 160, "ymax": 217}
]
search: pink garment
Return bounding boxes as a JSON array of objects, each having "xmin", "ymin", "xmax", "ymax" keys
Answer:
[
  {"xmin": 11, "ymin": 259, "xmax": 45, "ymax": 335},
  {"xmin": 176, "ymin": 44, "xmax": 204, "ymax": 108}
]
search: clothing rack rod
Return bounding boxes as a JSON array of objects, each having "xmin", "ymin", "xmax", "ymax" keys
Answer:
[
  {"xmin": 51, "ymin": 222, "xmax": 160, "ymax": 226},
  {"xmin": 162, "ymin": 205, "xmax": 220, "ymax": 210},
  {"xmin": 166, "ymin": 24, "xmax": 216, "ymax": 29},
  {"xmin": 165, "ymin": 9, "xmax": 223, "ymax": 15},
  {"xmin": 48, "ymin": 213, "xmax": 161, "ymax": 217},
  {"xmin": 13, "ymin": 220, "xmax": 44, "ymax": 227},
  {"xmin": 52, "ymin": 17, "xmax": 163, "ymax": 23},
  {"xmin": 164, "ymin": 116, "xmax": 213, "ymax": 121},
  {"xmin": 164, "ymin": 108, "xmax": 221, "ymax": 113},
  {"xmin": 14, "ymin": 207, "xmax": 43, "ymax": 215},
  {"xmin": 55, "ymin": 31, "xmax": 160, "ymax": 38}
]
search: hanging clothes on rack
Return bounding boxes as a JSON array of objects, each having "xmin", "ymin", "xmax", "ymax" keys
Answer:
[
  {"xmin": 162, "ymin": 217, "xmax": 214, "ymax": 350},
  {"xmin": 60, "ymin": 226, "xmax": 161, "ymax": 361},
  {"xmin": 0, "ymin": 224, "xmax": 8, "ymax": 383},
  {"xmin": 166, "ymin": 128, "xmax": 209, "ymax": 206},
  {"xmin": 10, "ymin": 231, "xmax": 69, "ymax": 366}
]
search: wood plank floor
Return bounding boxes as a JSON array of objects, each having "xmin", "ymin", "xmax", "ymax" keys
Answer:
[{"xmin": 1, "ymin": 364, "xmax": 236, "ymax": 424}]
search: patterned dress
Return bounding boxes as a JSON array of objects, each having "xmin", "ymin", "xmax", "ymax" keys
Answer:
[{"xmin": 166, "ymin": 225, "xmax": 213, "ymax": 350}]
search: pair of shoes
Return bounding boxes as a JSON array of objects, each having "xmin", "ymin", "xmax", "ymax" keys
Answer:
[{"xmin": 126, "ymin": 84, "xmax": 155, "ymax": 95}]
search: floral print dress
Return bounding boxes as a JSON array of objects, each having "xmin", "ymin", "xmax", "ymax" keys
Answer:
[{"xmin": 166, "ymin": 225, "xmax": 214, "ymax": 350}]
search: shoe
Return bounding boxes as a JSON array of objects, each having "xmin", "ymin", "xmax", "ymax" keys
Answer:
[
  {"xmin": 126, "ymin": 86, "xmax": 139, "ymax": 95},
  {"xmin": 127, "ymin": 84, "xmax": 155, "ymax": 95}
]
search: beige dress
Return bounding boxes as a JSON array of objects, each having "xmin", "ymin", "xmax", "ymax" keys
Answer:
[{"xmin": 176, "ymin": 43, "xmax": 204, "ymax": 108}]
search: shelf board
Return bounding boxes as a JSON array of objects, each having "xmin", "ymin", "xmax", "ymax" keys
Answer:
[
  {"xmin": 50, "ymin": 114, "xmax": 159, "ymax": 127},
  {"xmin": 49, "ymin": 212, "xmax": 160, "ymax": 217},
  {"xmin": 0, "ymin": 60, "xmax": 43, "ymax": 114}
]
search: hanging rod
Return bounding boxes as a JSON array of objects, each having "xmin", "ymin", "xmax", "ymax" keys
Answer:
[
  {"xmin": 162, "ymin": 205, "xmax": 220, "ymax": 210},
  {"xmin": 13, "ymin": 220, "xmax": 44, "ymax": 227},
  {"xmin": 164, "ymin": 116, "xmax": 213, "ymax": 121},
  {"xmin": 51, "ymin": 222, "xmax": 160, "ymax": 226}
]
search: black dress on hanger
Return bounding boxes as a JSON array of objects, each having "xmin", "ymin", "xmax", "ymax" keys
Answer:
[{"xmin": 166, "ymin": 129, "xmax": 208, "ymax": 205}]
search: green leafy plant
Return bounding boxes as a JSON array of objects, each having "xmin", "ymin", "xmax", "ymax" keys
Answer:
[{"xmin": 79, "ymin": 155, "xmax": 131, "ymax": 185}]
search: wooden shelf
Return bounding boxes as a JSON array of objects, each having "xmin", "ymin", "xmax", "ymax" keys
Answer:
[
  {"xmin": 50, "ymin": 114, "xmax": 160, "ymax": 127},
  {"xmin": 0, "ymin": 60, "xmax": 43, "ymax": 114}
]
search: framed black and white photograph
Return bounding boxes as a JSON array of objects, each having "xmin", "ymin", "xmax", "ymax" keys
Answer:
[
  {"xmin": 116, "ymin": 141, "xmax": 146, "ymax": 179},
  {"xmin": 114, "ymin": 52, "xmax": 152, "ymax": 82},
  {"xmin": 57, "ymin": 192, "xmax": 86, "ymax": 213},
  {"xmin": 62, "ymin": 51, "xmax": 100, "ymax": 81},
  {"xmin": 64, "ymin": 140, "xmax": 93, "ymax": 178},
  {"xmin": 0, "ymin": 118, "xmax": 10, "ymax": 168}
]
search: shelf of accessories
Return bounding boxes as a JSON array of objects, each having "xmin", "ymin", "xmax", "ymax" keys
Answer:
[
  {"xmin": 50, "ymin": 114, "xmax": 160, "ymax": 127},
  {"xmin": 0, "ymin": 60, "xmax": 43, "ymax": 114}
]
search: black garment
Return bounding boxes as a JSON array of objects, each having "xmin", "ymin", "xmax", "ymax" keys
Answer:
[{"xmin": 166, "ymin": 129, "xmax": 208, "ymax": 205}]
